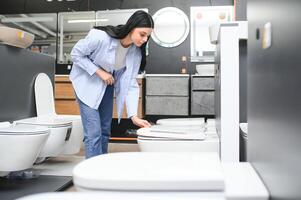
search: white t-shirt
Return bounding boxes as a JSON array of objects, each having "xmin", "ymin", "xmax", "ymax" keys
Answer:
[{"xmin": 115, "ymin": 41, "xmax": 129, "ymax": 70}]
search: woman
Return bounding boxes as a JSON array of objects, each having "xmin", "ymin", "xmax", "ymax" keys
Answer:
[{"xmin": 70, "ymin": 10, "xmax": 153, "ymax": 158}]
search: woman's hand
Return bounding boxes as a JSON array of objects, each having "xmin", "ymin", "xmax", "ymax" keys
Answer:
[
  {"xmin": 96, "ymin": 68, "xmax": 114, "ymax": 85},
  {"xmin": 131, "ymin": 115, "xmax": 151, "ymax": 128}
]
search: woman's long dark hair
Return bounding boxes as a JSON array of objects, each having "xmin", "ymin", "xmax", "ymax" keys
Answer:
[{"xmin": 94, "ymin": 10, "xmax": 154, "ymax": 72}]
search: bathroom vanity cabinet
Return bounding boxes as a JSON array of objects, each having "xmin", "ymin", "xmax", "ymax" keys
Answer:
[
  {"xmin": 191, "ymin": 75, "xmax": 215, "ymax": 115},
  {"xmin": 112, "ymin": 78, "xmax": 144, "ymax": 119},
  {"xmin": 145, "ymin": 74, "xmax": 189, "ymax": 115},
  {"xmin": 54, "ymin": 75, "xmax": 144, "ymax": 118},
  {"xmin": 55, "ymin": 75, "xmax": 80, "ymax": 115}
]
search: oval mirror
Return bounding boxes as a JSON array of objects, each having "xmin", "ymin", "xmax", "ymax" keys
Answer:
[{"xmin": 151, "ymin": 7, "xmax": 190, "ymax": 48}]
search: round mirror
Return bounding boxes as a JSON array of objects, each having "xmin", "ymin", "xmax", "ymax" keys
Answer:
[{"xmin": 151, "ymin": 7, "xmax": 190, "ymax": 48}]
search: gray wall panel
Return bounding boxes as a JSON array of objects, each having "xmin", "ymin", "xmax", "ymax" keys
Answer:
[
  {"xmin": 239, "ymin": 40, "xmax": 247, "ymax": 122},
  {"xmin": 0, "ymin": 44, "xmax": 55, "ymax": 122},
  {"xmin": 248, "ymin": 1, "xmax": 301, "ymax": 199}
]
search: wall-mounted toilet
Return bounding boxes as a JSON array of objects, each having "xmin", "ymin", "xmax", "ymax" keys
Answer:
[
  {"xmin": 0, "ymin": 122, "xmax": 49, "ymax": 176},
  {"xmin": 53, "ymin": 152, "xmax": 266, "ymax": 200},
  {"xmin": 17, "ymin": 153, "xmax": 268, "ymax": 200},
  {"xmin": 34, "ymin": 73, "xmax": 83, "ymax": 155},
  {"xmin": 136, "ymin": 118, "xmax": 219, "ymax": 153},
  {"xmin": 137, "ymin": 125, "xmax": 219, "ymax": 153},
  {"xmin": 15, "ymin": 116, "xmax": 72, "ymax": 160}
]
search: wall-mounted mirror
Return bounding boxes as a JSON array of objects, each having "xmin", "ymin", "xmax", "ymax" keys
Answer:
[
  {"xmin": 0, "ymin": 13, "xmax": 57, "ymax": 58},
  {"xmin": 190, "ymin": 6, "xmax": 234, "ymax": 62},
  {"xmin": 151, "ymin": 7, "xmax": 189, "ymax": 48}
]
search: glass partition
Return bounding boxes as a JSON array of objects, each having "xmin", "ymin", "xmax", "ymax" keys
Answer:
[
  {"xmin": 0, "ymin": 13, "xmax": 57, "ymax": 58},
  {"xmin": 58, "ymin": 11, "xmax": 95, "ymax": 64}
]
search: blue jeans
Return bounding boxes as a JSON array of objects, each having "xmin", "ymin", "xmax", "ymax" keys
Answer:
[{"xmin": 76, "ymin": 85, "xmax": 114, "ymax": 159}]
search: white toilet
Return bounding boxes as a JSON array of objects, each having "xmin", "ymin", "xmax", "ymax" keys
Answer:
[
  {"xmin": 34, "ymin": 73, "xmax": 83, "ymax": 155},
  {"xmin": 15, "ymin": 116, "xmax": 72, "ymax": 159},
  {"xmin": 137, "ymin": 125, "xmax": 219, "ymax": 153},
  {"xmin": 17, "ymin": 152, "xmax": 269, "ymax": 200},
  {"xmin": 0, "ymin": 122, "xmax": 49, "ymax": 176},
  {"xmin": 137, "ymin": 118, "xmax": 219, "ymax": 153}
]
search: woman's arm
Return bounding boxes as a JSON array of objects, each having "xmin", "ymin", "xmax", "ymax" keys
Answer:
[
  {"xmin": 95, "ymin": 68, "xmax": 114, "ymax": 85},
  {"xmin": 70, "ymin": 29, "xmax": 101, "ymax": 76},
  {"xmin": 71, "ymin": 29, "xmax": 114, "ymax": 84},
  {"xmin": 125, "ymin": 55, "xmax": 151, "ymax": 128}
]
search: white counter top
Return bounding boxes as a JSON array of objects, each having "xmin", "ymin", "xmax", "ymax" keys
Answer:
[
  {"xmin": 56, "ymin": 74, "xmax": 146, "ymax": 79},
  {"xmin": 145, "ymin": 74, "xmax": 190, "ymax": 77}
]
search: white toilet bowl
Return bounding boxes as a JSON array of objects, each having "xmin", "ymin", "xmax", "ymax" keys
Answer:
[
  {"xmin": 0, "ymin": 122, "xmax": 49, "ymax": 176},
  {"xmin": 15, "ymin": 116, "xmax": 72, "ymax": 159},
  {"xmin": 55, "ymin": 115, "xmax": 83, "ymax": 154},
  {"xmin": 34, "ymin": 73, "xmax": 83, "ymax": 155},
  {"xmin": 137, "ymin": 125, "xmax": 219, "ymax": 153}
]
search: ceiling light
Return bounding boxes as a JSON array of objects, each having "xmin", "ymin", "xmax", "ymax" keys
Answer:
[{"xmin": 67, "ymin": 19, "xmax": 109, "ymax": 23}]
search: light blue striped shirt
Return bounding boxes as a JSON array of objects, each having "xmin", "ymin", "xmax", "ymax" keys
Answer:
[{"xmin": 69, "ymin": 29, "xmax": 141, "ymax": 121}]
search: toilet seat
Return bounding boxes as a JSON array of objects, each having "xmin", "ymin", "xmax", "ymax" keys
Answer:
[
  {"xmin": 137, "ymin": 124, "xmax": 219, "ymax": 153},
  {"xmin": 16, "ymin": 116, "xmax": 72, "ymax": 128},
  {"xmin": 16, "ymin": 191, "xmax": 225, "ymax": 200},
  {"xmin": 137, "ymin": 126, "xmax": 206, "ymax": 140},
  {"xmin": 0, "ymin": 124, "xmax": 50, "ymax": 135},
  {"xmin": 156, "ymin": 118, "xmax": 205, "ymax": 126},
  {"xmin": 73, "ymin": 152, "xmax": 224, "ymax": 191},
  {"xmin": 18, "ymin": 156, "xmax": 269, "ymax": 200}
]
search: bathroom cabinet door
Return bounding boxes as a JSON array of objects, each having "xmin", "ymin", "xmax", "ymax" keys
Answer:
[
  {"xmin": 191, "ymin": 77, "xmax": 214, "ymax": 90},
  {"xmin": 191, "ymin": 91, "xmax": 215, "ymax": 115},
  {"xmin": 146, "ymin": 77, "xmax": 189, "ymax": 96},
  {"xmin": 145, "ymin": 96, "xmax": 189, "ymax": 115},
  {"xmin": 190, "ymin": 75, "xmax": 215, "ymax": 116}
]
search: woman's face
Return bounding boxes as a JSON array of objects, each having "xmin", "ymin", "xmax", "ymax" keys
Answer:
[{"xmin": 130, "ymin": 27, "xmax": 153, "ymax": 47}]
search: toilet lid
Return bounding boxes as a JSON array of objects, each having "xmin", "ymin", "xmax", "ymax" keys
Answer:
[
  {"xmin": 137, "ymin": 125, "xmax": 206, "ymax": 140},
  {"xmin": 73, "ymin": 152, "xmax": 224, "ymax": 191},
  {"xmin": 16, "ymin": 191, "xmax": 225, "ymax": 200},
  {"xmin": 156, "ymin": 118, "xmax": 205, "ymax": 126},
  {"xmin": 0, "ymin": 124, "xmax": 49, "ymax": 135},
  {"xmin": 16, "ymin": 116, "xmax": 72, "ymax": 128},
  {"xmin": 17, "ymin": 191, "xmax": 226, "ymax": 200}
]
